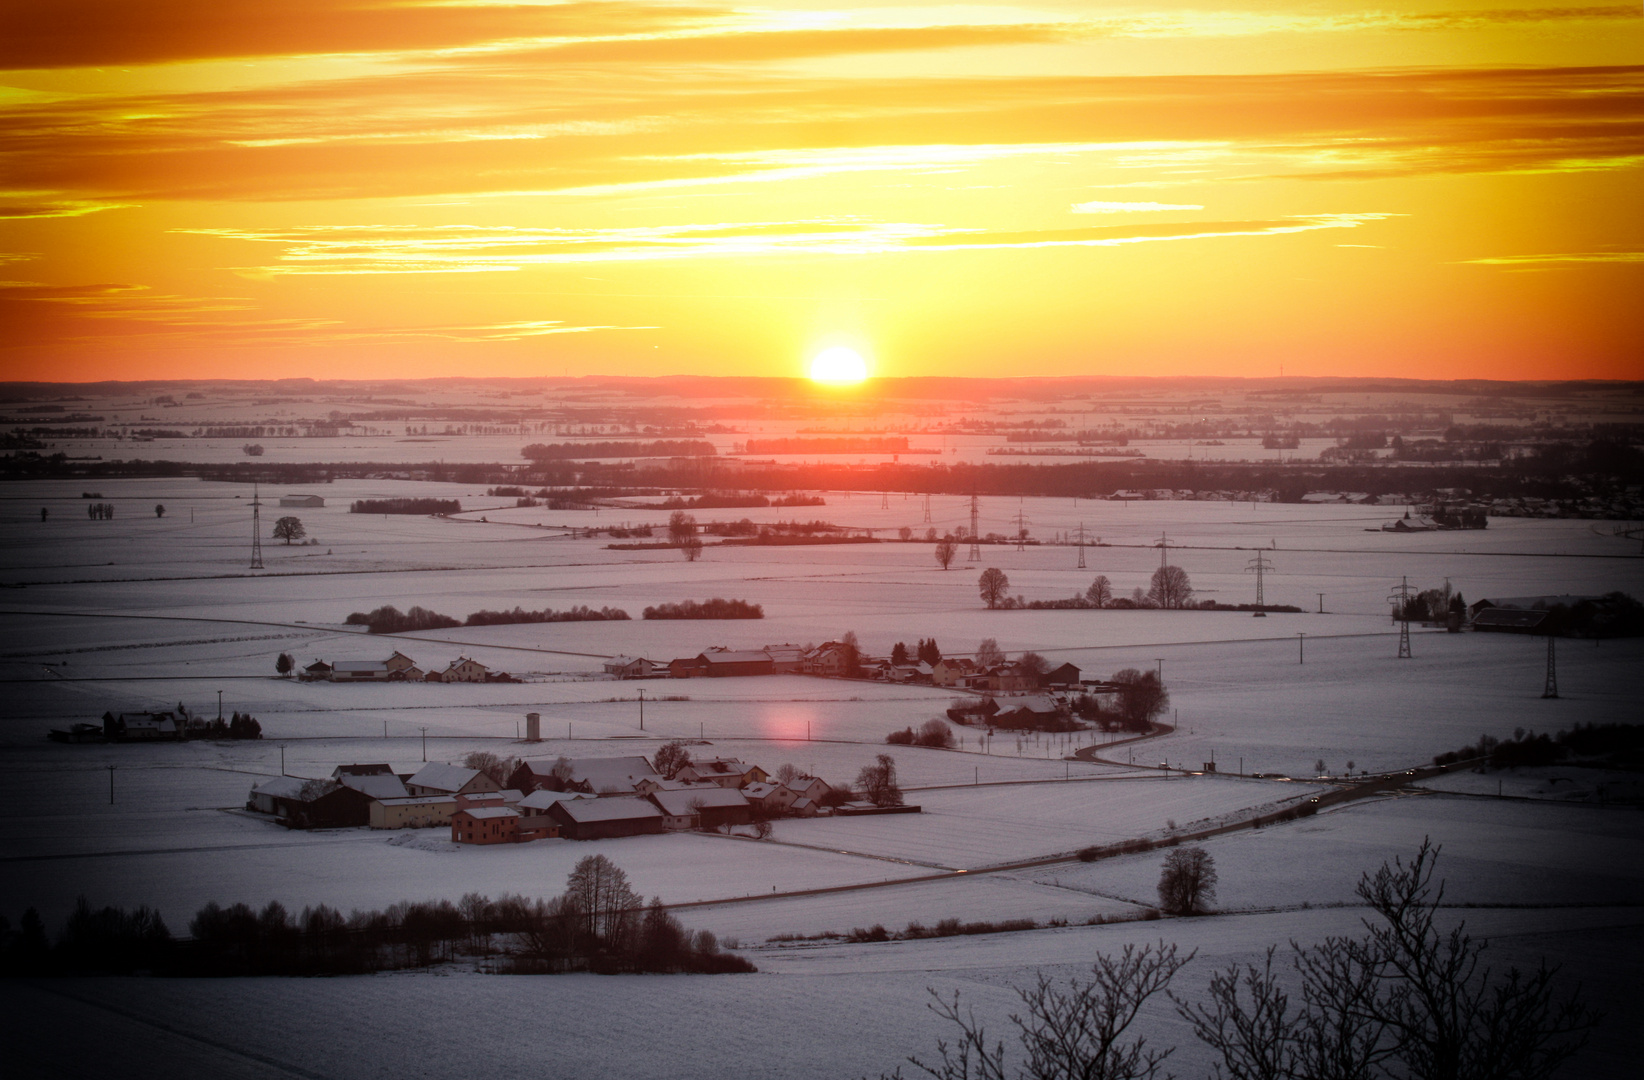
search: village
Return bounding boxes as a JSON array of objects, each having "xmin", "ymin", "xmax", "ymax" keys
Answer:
[{"xmin": 244, "ymin": 745, "xmax": 907, "ymax": 845}]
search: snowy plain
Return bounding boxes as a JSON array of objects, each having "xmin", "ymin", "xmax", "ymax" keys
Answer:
[{"xmin": 2, "ymin": 476, "xmax": 1641, "ymax": 1078}]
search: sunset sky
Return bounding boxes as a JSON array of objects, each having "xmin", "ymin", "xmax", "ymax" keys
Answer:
[{"xmin": 2, "ymin": 0, "xmax": 1640, "ymax": 382}]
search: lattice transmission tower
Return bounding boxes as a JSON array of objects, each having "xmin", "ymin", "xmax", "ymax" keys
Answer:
[
  {"xmin": 249, "ymin": 482, "xmax": 265, "ymax": 570},
  {"xmin": 1542, "ymin": 634, "xmax": 1559, "ymax": 699},
  {"xmin": 1245, "ymin": 551, "xmax": 1274, "ymax": 608},
  {"xmin": 1075, "ymin": 522, "xmax": 1088, "ymax": 569},
  {"xmin": 1386, "ymin": 576, "xmax": 1414, "ymax": 658},
  {"xmin": 968, "ymin": 494, "xmax": 980, "ymax": 561},
  {"xmin": 1156, "ymin": 531, "xmax": 1170, "ymax": 570},
  {"xmin": 922, "ymin": 494, "xmax": 932, "ymax": 524},
  {"xmin": 1014, "ymin": 499, "xmax": 1030, "ymax": 551}
]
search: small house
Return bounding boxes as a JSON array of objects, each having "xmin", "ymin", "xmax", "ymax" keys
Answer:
[
  {"xmin": 741, "ymin": 781, "xmax": 799, "ymax": 815},
  {"xmin": 452, "ymin": 806, "xmax": 520, "ymax": 845},
  {"xmin": 439, "ymin": 658, "xmax": 490, "ymax": 683},
  {"xmin": 603, "ymin": 656, "xmax": 657, "ymax": 679},
  {"xmin": 279, "ymin": 494, "xmax": 325, "ymax": 508},
  {"xmin": 1042, "ymin": 662, "xmax": 1081, "ymax": 688},
  {"xmin": 302, "ymin": 660, "xmax": 333, "ymax": 681}
]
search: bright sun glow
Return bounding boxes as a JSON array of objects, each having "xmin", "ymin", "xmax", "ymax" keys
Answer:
[{"xmin": 809, "ymin": 346, "xmax": 869, "ymax": 383}]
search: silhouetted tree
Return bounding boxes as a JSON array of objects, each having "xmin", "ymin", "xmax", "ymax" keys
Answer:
[
  {"xmin": 272, "ymin": 516, "xmax": 306, "ymax": 545},
  {"xmin": 976, "ymin": 637, "xmax": 1004, "ymax": 668},
  {"xmin": 979, "ymin": 567, "xmax": 1010, "ymax": 609},
  {"xmin": 1157, "ymin": 847, "xmax": 1218, "ymax": 915},
  {"xmin": 653, "ymin": 740, "xmax": 692, "ymax": 779},
  {"xmin": 1148, "ymin": 565, "xmax": 1193, "ymax": 609},
  {"xmin": 1088, "ymin": 575, "xmax": 1113, "ymax": 608},
  {"xmin": 856, "ymin": 753, "xmax": 903, "ymax": 807},
  {"xmin": 935, "ymin": 537, "xmax": 958, "ymax": 570}
]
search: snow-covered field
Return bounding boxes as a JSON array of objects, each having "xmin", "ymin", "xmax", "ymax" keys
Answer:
[{"xmin": 2, "ymin": 476, "xmax": 1640, "ymax": 1078}]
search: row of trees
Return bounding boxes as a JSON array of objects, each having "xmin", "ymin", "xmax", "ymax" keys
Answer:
[
  {"xmin": 0, "ymin": 856, "xmax": 753, "ymax": 977},
  {"xmin": 977, "ymin": 567, "xmax": 1195, "ymax": 610}
]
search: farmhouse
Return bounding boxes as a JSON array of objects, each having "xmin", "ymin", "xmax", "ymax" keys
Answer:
[
  {"xmin": 668, "ymin": 656, "xmax": 708, "ymax": 678},
  {"xmin": 435, "ymin": 657, "xmax": 490, "ymax": 683},
  {"xmin": 451, "ymin": 806, "xmax": 520, "ymax": 845},
  {"xmin": 405, "ymin": 762, "xmax": 500, "ymax": 797},
  {"xmin": 648, "ymin": 787, "xmax": 752, "ymax": 830},
  {"xmin": 302, "ymin": 661, "xmax": 333, "ymax": 680},
  {"xmin": 675, "ymin": 758, "xmax": 768, "ymax": 788},
  {"xmin": 508, "ymin": 755, "xmax": 662, "ymax": 795},
  {"xmin": 741, "ymin": 781, "xmax": 799, "ymax": 815},
  {"xmin": 1043, "ymin": 662, "xmax": 1082, "ymax": 688},
  {"xmin": 603, "ymin": 655, "xmax": 657, "ymax": 678},
  {"xmin": 337, "ymin": 772, "xmax": 410, "ymax": 800},
  {"xmin": 548, "ymin": 796, "xmax": 665, "ymax": 840}
]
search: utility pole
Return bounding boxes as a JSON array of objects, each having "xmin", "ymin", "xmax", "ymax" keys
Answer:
[
  {"xmin": 1387, "ymin": 576, "xmax": 1414, "ymax": 658},
  {"xmin": 1317, "ymin": 592, "xmax": 1324, "ymax": 614},
  {"xmin": 280, "ymin": 744, "xmax": 286, "ymax": 775},
  {"xmin": 107, "ymin": 764, "xmax": 116, "ymax": 804},
  {"xmin": 420, "ymin": 726, "xmax": 428, "ymax": 762},
  {"xmin": 216, "ymin": 689, "xmax": 223, "ymax": 720},
  {"xmin": 638, "ymin": 688, "xmax": 645, "ymax": 731},
  {"xmin": 1155, "ymin": 658, "xmax": 1164, "ymax": 683},
  {"xmin": 249, "ymin": 482, "xmax": 264, "ymax": 569},
  {"xmin": 1297, "ymin": 632, "xmax": 1305, "ymax": 664},
  {"xmin": 1542, "ymin": 634, "xmax": 1559, "ymax": 699},
  {"xmin": 968, "ymin": 494, "xmax": 981, "ymax": 561}
]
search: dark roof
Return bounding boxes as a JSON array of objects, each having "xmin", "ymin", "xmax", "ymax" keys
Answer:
[{"xmin": 1472, "ymin": 608, "xmax": 1549, "ymax": 629}]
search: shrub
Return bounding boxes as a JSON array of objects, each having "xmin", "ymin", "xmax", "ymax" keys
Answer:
[{"xmin": 642, "ymin": 598, "xmax": 762, "ymax": 619}]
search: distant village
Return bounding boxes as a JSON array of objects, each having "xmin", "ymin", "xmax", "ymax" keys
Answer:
[{"xmin": 245, "ymin": 747, "xmax": 909, "ymax": 846}]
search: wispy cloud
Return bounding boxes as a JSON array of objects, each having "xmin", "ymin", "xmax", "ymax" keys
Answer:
[
  {"xmin": 1462, "ymin": 252, "xmax": 1644, "ymax": 265},
  {"xmin": 174, "ymin": 213, "xmax": 1393, "ymax": 274},
  {"xmin": 1072, "ymin": 201, "xmax": 1206, "ymax": 213}
]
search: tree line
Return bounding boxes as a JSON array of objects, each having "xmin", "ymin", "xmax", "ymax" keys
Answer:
[{"xmin": 0, "ymin": 855, "xmax": 752, "ymax": 978}]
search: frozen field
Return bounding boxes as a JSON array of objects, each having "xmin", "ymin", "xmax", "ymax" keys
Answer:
[{"xmin": 2, "ymin": 478, "xmax": 1640, "ymax": 1078}]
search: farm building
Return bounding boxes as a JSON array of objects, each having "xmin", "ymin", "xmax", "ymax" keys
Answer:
[
  {"xmin": 302, "ymin": 661, "xmax": 333, "ymax": 680},
  {"xmin": 332, "ymin": 763, "xmax": 394, "ymax": 778},
  {"xmin": 1471, "ymin": 608, "xmax": 1550, "ymax": 633},
  {"xmin": 648, "ymin": 787, "xmax": 752, "ymax": 830},
  {"xmin": 1043, "ymin": 662, "xmax": 1082, "ymax": 688},
  {"xmin": 369, "ymin": 795, "xmax": 456, "ymax": 829},
  {"xmin": 741, "ymin": 781, "xmax": 799, "ymax": 815},
  {"xmin": 405, "ymin": 762, "xmax": 500, "ymax": 797},
  {"xmin": 451, "ymin": 806, "xmax": 520, "ymax": 845},
  {"xmin": 331, "ymin": 660, "xmax": 389, "ymax": 682},
  {"xmin": 674, "ymin": 758, "xmax": 768, "ymax": 789},
  {"xmin": 337, "ymin": 772, "xmax": 410, "ymax": 800},
  {"xmin": 248, "ymin": 777, "xmax": 371, "ymax": 828},
  {"xmin": 699, "ymin": 649, "xmax": 774, "ymax": 677},
  {"xmin": 249, "ymin": 775, "xmax": 311, "ymax": 815},
  {"xmin": 602, "ymin": 655, "xmax": 657, "ymax": 678},
  {"xmin": 278, "ymin": 494, "xmax": 325, "ymax": 507},
  {"xmin": 107, "ymin": 711, "xmax": 182, "ymax": 740},
  {"xmin": 668, "ymin": 656, "xmax": 709, "ymax": 678},
  {"xmin": 508, "ymin": 755, "xmax": 662, "ymax": 795},
  {"xmin": 434, "ymin": 657, "xmax": 490, "ymax": 683},
  {"xmin": 762, "ymin": 644, "xmax": 806, "ymax": 673},
  {"xmin": 547, "ymin": 796, "xmax": 665, "ymax": 840}
]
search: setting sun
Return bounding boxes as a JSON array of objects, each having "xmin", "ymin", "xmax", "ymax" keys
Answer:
[{"xmin": 809, "ymin": 347, "xmax": 869, "ymax": 384}]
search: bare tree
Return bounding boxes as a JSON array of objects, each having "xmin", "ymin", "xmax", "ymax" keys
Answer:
[
  {"xmin": 1017, "ymin": 651, "xmax": 1051, "ymax": 678},
  {"xmin": 462, "ymin": 750, "xmax": 519, "ymax": 786},
  {"xmin": 681, "ymin": 535, "xmax": 704, "ymax": 561},
  {"xmin": 1157, "ymin": 846, "xmax": 1218, "ymax": 915},
  {"xmin": 272, "ymin": 516, "xmax": 306, "ymax": 545},
  {"xmin": 855, "ymin": 753, "xmax": 903, "ymax": 807},
  {"xmin": 976, "ymin": 637, "xmax": 1005, "ymax": 668},
  {"xmin": 1087, "ymin": 575, "xmax": 1113, "ymax": 608},
  {"xmin": 653, "ymin": 740, "xmax": 692, "ymax": 779},
  {"xmin": 892, "ymin": 941, "xmax": 1193, "ymax": 1080},
  {"xmin": 1111, "ymin": 669, "xmax": 1169, "ymax": 732},
  {"xmin": 775, "ymin": 762, "xmax": 799, "ymax": 786},
  {"xmin": 935, "ymin": 537, "xmax": 959, "ymax": 570},
  {"xmin": 1182, "ymin": 840, "xmax": 1597, "ymax": 1080},
  {"xmin": 668, "ymin": 510, "xmax": 696, "ymax": 542},
  {"xmin": 979, "ymin": 567, "xmax": 1010, "ymax": 609},
  {"xmin": 1148, "ymin": 565, "xmax": 1193, "ymax": 609},
  {"xmin": 563, "ymin": 854, "xmax": 641, "ymax": 945}
]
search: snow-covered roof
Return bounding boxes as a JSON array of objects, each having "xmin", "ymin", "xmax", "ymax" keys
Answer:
[
  {"xmin": 569, "ymin": 756, "xmax": 662, "ymax": 792},
  {"xmin": 518, "ymin": 789, "xmax": 595, "ymax": 810},
  {"xmin": 375, "ymin": 795, "xmax": 455, "ymax": 806},
  {"xmin": 458, "ymin": 806, "xmax": 519, "ymax": 820},
  {"xmin": 702, "ymin": 650, "xmax": 772, "ymax": 665},
  {"xmin": 333, "ymin": 660, "xmax": 388, "ymax": 673},
  {"xmin": 407, "ymin": 762, "xmax": 485, "ymax": 792},
  {"xmin": 648, "ymin": 788, "xmax": 749, "ymax": 816},
  {"xmin": 338, "ymin": 773, "xmax": 409, "ymax": 799},
  {"xmin": 554, "ymin": 796, "xmax": 663, "ymax": 823},
  {"xmin": 250, "ymin": 776, "xmax": 313, "ymax": 800},
  {"xmin": 741, "ymin": 781, "xmax": 780, "ymax": 799},
  {"xmin": 1000, "ymin": 694, "xmax": 1060, "ymax": 714}
]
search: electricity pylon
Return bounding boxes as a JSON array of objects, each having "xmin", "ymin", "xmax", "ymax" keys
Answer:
[
  {"xmin": 249, "ymin": 482, "xmax": 264, "ymax": 570},
  {"xmin": 1387, "ymin": 576, "xmax": 1413, "ymax": 658},
  {"xmin": 1245, "ymin": 551, "xmax": 1274, "ymax": 606},
  {"xmin": 922, "ymin": 494, "xmax": 932, "ymax": 524},
  {"xmin": 1542, "ymin": 634, "xmax": 1558, "ymax": 699},
  {"xmin": 1014, "ymin": 500, "xmax": 1029, "ymax": 551},
  {"xmin": 968, "ymin": 493, "xmax": 980, "ymax": 561},
  {"xmin": 1075, "ymin": 522, "xmax": 1088, "ymax": 569},
  {"xmin": 1156, "ymin": 532, "xmax": 1169, "ymax": 570}
]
